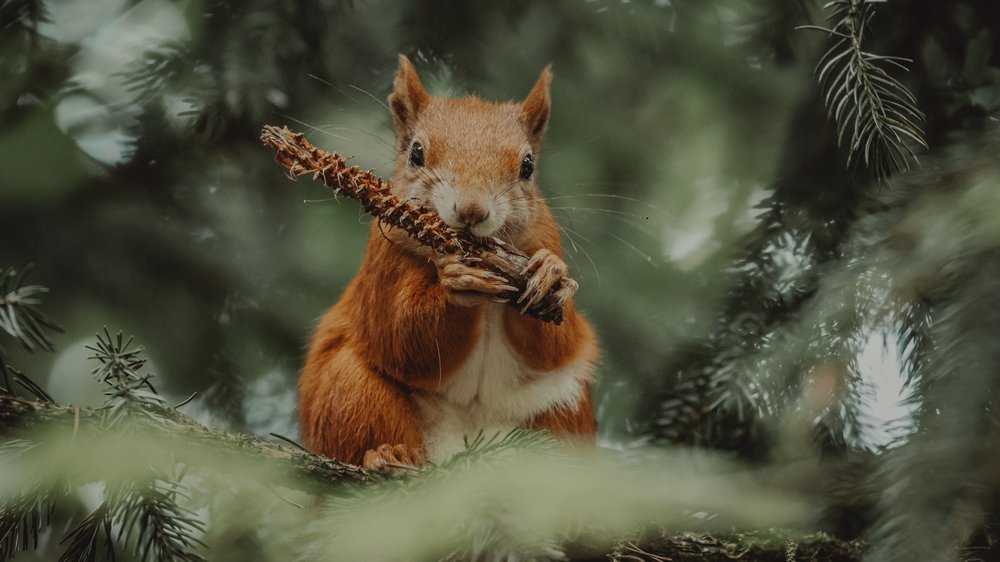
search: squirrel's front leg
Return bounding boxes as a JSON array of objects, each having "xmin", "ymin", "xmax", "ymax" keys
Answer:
[
  {"xmin": 434, "ymin": 253, "xmax": 517, "ymax": 307},
  {"xmin": 502, "ymin": 248, "xmax": 595, "ymax": 373}
]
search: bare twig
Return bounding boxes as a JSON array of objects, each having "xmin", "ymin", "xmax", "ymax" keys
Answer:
[{"xmin": 260, "ymin": 125, "xmax": 575, "ymax": 324}]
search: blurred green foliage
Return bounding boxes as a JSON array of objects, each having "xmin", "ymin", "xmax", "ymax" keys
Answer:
[
  {"xmin": 0, "ymin": 0, "xmax": 808, "ymax": 435},
  {"xmin": 4, "ymin": 0, "xmax": 1000, "ymax": 560}
]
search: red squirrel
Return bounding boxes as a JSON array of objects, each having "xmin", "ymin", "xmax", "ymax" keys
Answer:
[{"xmin": 298, "ymin": 55, "xmax": 598, "ymax": 468}]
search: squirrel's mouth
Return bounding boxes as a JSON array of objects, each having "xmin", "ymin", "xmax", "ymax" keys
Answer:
[
  {"xmin": 444, "ymin": 222, "xmax": 499, "ymax": 240},
  {"xmin": 436, "ymin": 208, "xmax": 503, "ymax": 239},
  {"xmin": 466, "ymin": 222, "xmax": 501, "ymax": 239}
]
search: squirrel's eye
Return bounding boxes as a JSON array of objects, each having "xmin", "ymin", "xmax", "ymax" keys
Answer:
[
  {"xmin": 519, "ymin": 153, "xmax": 534, "ymax": 180},
  {"xmin": 408, "ymin": 142, "xmax": 425, "ymax": 167}
]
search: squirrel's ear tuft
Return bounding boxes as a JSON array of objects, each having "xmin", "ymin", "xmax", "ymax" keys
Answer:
[
  {"xmin": 521, "ymin": 66, "xmax": 552, "ymax": 143},
  {"xmin": 388, "ymin": 55, "xmax": 429, "ymax": 133}
]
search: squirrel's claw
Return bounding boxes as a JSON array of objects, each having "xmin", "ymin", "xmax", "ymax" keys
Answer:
[
  {"xmin": 551, "ymin": 277, "xmax": 578, "ymax": 308},
  {"xmin": 518, "ymin": 249, "xmax": 569, "ymax": 312},
  {"xmin": 363, "ymin": 443, "xmax": 426, "ymax": 471}
]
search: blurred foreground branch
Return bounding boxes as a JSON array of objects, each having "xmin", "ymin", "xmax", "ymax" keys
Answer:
[
  {"xmin": 608, "ymin": 531, "xmax": 862, "ymax": 561},
  {"xmin": 0, "ymin": 395, "xmax": 373, "ymax": 492},
  {"xmin": 0, "ymin": 393, "xmax": 867, "ymax": 561}
]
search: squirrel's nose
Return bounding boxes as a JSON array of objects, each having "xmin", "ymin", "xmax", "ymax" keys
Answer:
[{"xmin": 454, "ymin": 202, "xmax": 489, "ymax": 228}]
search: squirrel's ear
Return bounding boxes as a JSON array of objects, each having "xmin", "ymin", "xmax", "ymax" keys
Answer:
[
  {"xmin": 521, "ymin": 66, "xmax": 552, "ymax": 142},
  {"xmin": 388, "ymin": 55, "xmax": 429, "ymax": 134}
]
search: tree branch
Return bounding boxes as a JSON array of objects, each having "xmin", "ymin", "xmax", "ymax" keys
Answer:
[
  {"xmin": 0, "ymin": 395, "xmax": 374, "ymax": 492},
  {"xmin": 607, "ymin": 531, "xmax": 863, "ymax": 561},
  {"xmin": 0, "ymin": 395, "xmax": 866, "ymax": 560}
]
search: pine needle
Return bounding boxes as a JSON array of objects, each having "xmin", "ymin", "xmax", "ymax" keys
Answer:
[{"xmin": 801, "ymin": 0, "xmax": 927, "ymax": 183}]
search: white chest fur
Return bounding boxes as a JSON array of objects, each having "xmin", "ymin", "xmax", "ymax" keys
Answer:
[{"xmin": 416, "ymin": 305, "xmax": 589, "ymax": 463}]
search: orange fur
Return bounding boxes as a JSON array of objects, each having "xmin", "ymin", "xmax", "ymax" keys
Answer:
[
  {"xmin": 530, "ymin": 380, "xmax": 597, "ymax": 439},
  {"xmin": 503, "ymin": 202, "xmax": 596, "ymax": 372},
  {"xmin": 298, "ymin": 56, "xmax": 599, "ymax": 464}
]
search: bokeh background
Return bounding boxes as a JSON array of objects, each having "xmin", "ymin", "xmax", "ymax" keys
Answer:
[
  {"xmin": 2, "ymin": 0, "xmax": 807, "ymax": 438},
  {"xmin": 5, "ymin": 1, "xmax": 1000, "ymax": 559}
]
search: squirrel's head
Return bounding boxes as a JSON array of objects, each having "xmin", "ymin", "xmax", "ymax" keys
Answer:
[{"xmin": 387, "ymin": 55, "xmax": 551, "ymax": 242}]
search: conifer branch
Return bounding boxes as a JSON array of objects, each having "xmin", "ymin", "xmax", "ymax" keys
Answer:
[
  {"xmin": 260, "ymin": 125, "xmax": 575, "ymax": 324},
  {"xmin": 0, "ymin": 396, "xmax": 374, "ymax": 492},
  {"xmin": 58, "ymin": 501, "xmax": 113, "ymax": 562},
  {"xmin": 0, "ymin": 266, "xmax": 61, "ymax": 355},
  {"xmin": 2, "ymin": 329, "xmax": 374, "ymax": 562},
  {"xmin": 803, "ymin": 0, "xmax": 927, "ymax": 183},
  {"xmin": 87, "ymin": 329, "xmax": 167, "ymax": 426},
  {"xmin": 0, "ymin": 487, "xmax": 55, "ymax": 561},
  {"xmin": 109, "ymin": 471, "xmax": 207, "ymax": 562},
  {"xmin": 608, "ymin": 531, "xmax": 862, "ymax": 562},
  {"xmin": 0, "ymin": 440, "xmax": 60, "ymax": 562},
  {"xmin": 0, "ymin": 266, "xmax": 63, "ymax": 400}
]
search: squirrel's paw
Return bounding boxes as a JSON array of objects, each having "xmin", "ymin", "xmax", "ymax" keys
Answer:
[
  {"xmin": 518, "ymin": 249, "xmax": 574, "ymax": 312},
  {"xmin": 362, "ymin": 444, "xmax": 426, "ymax": 471},
  {"xmin": 435, "ymin": 253, "xmax": 516, "ymax": 307}
]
